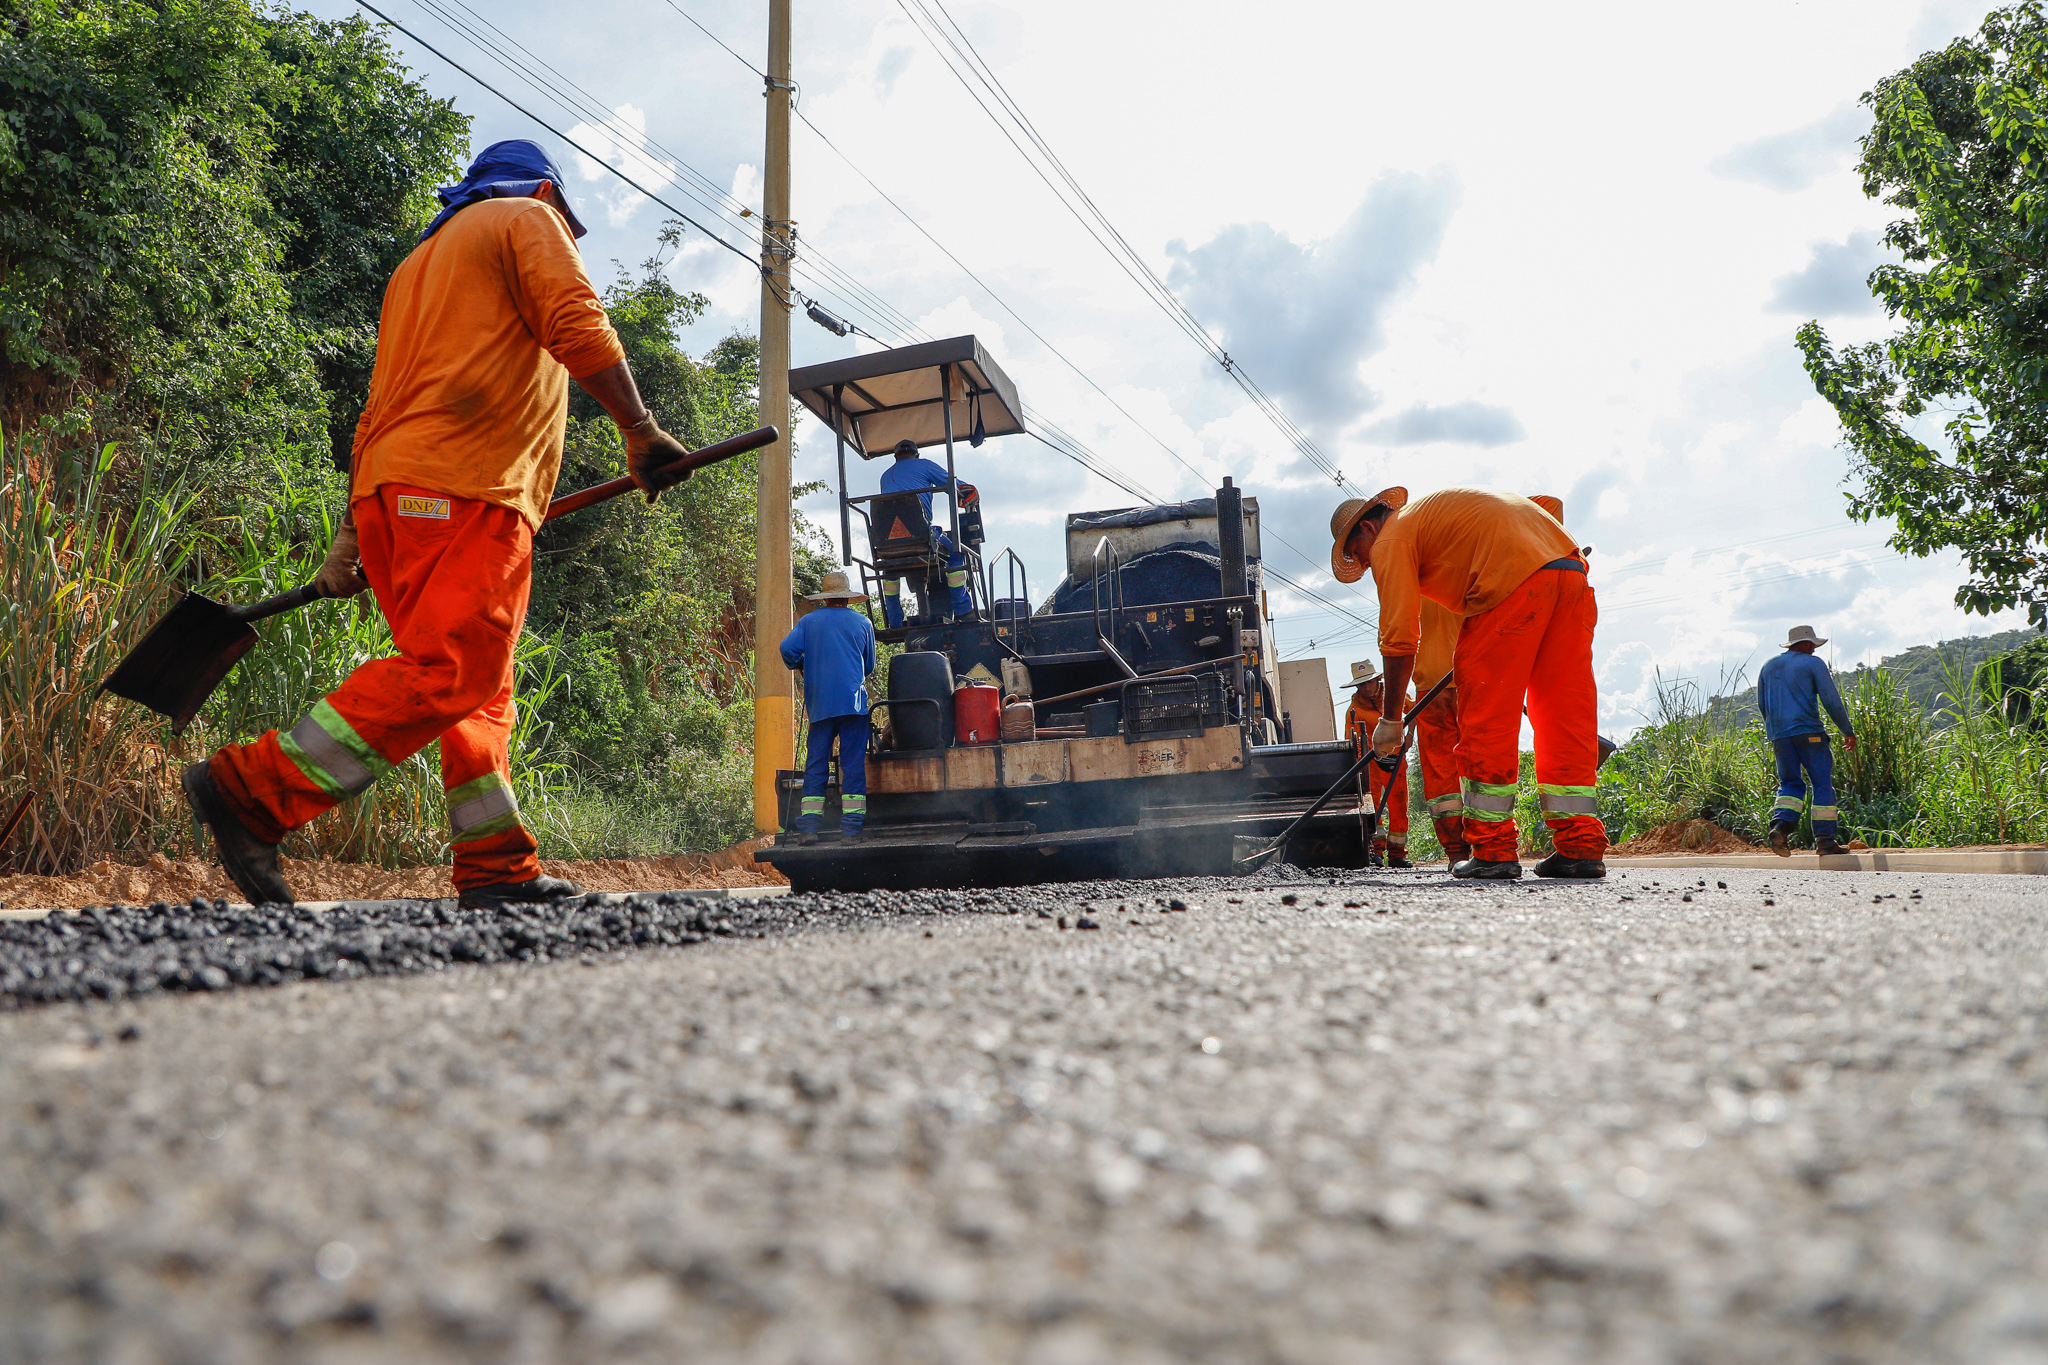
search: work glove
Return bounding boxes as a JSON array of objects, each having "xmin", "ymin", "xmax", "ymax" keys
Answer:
[
  {"xmin": 315, "ymin": 518, "xmax": 369, "ymax": 599},
  {"xmin": 623, "ymin": 415, "xmax": 692, "ymax": 503},
  {"xmin": 1371, "ymin": 717, "xmax": 1406, "ymax": 759}
]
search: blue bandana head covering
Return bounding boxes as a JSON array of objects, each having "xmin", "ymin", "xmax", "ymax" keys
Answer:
[{"xmin": 421, "ymin": 139, "xmax": 589, "ymax": 242}]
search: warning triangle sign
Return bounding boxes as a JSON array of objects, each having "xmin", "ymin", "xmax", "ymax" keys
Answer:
[{"xmin": 888, "ymin": 518, "xmax": 912, "ymax": 540}]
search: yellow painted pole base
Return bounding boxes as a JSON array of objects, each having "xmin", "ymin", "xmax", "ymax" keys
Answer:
[{"xmin": 752, "ymin": 698, "xmax": 794, "ymax": 834}]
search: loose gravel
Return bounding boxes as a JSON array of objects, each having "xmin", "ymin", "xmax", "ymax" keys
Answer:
[
  {"xmin": 5, "ymin": 865, "xmax": 2046, "ymax": 1364},
  {"xmin": 0, "ymin": 865, "xmax": 1332, "ymax": 1010}
]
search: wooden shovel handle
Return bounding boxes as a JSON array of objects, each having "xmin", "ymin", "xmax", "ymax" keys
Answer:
[
  {"xmin": 231, "ymin": 581, "xmax": 326, "ymax": 623},
  {"xmin": 542, "ymin": 424, "xmax": 780, "ymax": 524},
  {"xmin": 229, "ymin": 426, "xmax": 782, "ymax": 625}
]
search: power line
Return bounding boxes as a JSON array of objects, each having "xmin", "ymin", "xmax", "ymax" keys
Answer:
[
  {"xmin": 352, "ymin": 0, "xmax": 765, "ymax": 270},
  {"xmin": 646, "ymin": 2, "xmax": 1372, "ymax": 612},
  {"xmin": 893, "ymin": 0, "xmax": 1366, "ymax": 496},
  {"xmin": 370, "ymin": 0, "xmax": 1374, "ymax": 635},
  {"xmin": 359, "ymin": 0, "xmax": 935, "ymax": 361}
]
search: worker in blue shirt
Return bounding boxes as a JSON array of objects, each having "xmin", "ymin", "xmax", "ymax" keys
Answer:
[
  {"xmin": 877, "ymin": 438, "xmax": 975, "ymax": 626},
  {"xmin": 779, "ymin": 569, "xmax": 879, "ymax": 844},
  {"xmin": 1756, "ymin": 624, "xmax": 1858, "ymax": 856}
]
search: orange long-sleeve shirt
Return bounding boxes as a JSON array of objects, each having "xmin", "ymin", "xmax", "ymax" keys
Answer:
[
  {"xmin": 349, "ymin": 197, "xmax": 626, "ymax": 529},
  {"xmin": 1369, "ymin": 487, "xmax": 1579, "ymax": 657}
]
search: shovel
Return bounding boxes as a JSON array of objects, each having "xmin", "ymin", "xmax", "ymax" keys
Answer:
[
  {"xmin": 1232, "ymin": 670, "xmax": 1454, "ymax": 874},
  {"xmin": 99, "ymin": 424, "xmax": 780, "ymax": 733}
]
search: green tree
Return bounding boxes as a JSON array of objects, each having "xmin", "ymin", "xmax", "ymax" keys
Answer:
[
  {"xmin": 1800, "ymin": 2, "xmax": 2048, "ymax": 625},
  {"xmin": 0, "ymin": 1, "xmax": 467, "ymax": 476}
]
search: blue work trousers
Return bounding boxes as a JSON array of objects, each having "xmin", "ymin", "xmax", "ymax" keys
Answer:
[
  {"xmin": 881, "ymin": 533, "xmax": 972, "ymax": 627},
  {"xmin": 797, "ymin": 713, "xmax": 868, "ymax": 835},
  {"xmin": 1771, "ymin": 735, "xmax": 1839, "ymax": 842}
]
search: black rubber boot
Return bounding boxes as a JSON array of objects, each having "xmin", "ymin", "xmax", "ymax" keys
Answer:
[
  {"xmin": 1816, "ymin": 839, "xmax": 1849, "ymax": 856},
  {"xmin": 785, "ymin": 830, "xmax": 818, "ymax": 847},
  {"xmin": 1364, "ymin": 849, "xmax": 1384, "ymax": 868},
  {"xmin": 1768, "ymin": 825, "xmax": 1792, "ymax": 857},
  {"xmin": 1532, "ymin": 851, "xmax": 1606, "ymax": 879},
  {"xmin": 1387, "ymin": 855, "xmax": 1413, "ymax": 869},
  {"xmin": 457, "ymin": 875, "xmax": 583, "ymax": 911},
  {"xmin": 1452, "ymin": 856, "xmax": 1523, "ymax": 880},
  {"xmin": 182, "ymin": 762, "xmax": 294, "ymax": 907}
]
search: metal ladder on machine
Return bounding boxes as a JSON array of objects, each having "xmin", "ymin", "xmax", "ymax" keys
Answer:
[{"xmin": 1089, "ymin": 536, "xmax": 1138, "ymax": 679}]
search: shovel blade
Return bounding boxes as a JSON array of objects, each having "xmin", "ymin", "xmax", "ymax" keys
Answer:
[
  {"xmin": 1231, "ymin": 834, "xmax": 1280, "ymax": 874},
  {"xmin": 99, "ymin": 592, "xmax": 258, "ymax": 735}
]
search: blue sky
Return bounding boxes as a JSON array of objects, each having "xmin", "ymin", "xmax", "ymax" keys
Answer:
[{"xmin": 307, "ymin": 0, "xmax": 2018, "ymax": 733}]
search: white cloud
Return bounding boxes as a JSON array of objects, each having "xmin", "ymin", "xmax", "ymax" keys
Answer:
[{"xmin": 565, "ymin": 104, "xmax": 680, "ymax": 229}]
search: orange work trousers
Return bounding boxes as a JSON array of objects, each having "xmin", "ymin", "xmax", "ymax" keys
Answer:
[
  {"xmin": 1363, "ymin": 758, "xmax": 1409, "ymax": 852},
  {"xmin": 1412, "ymin": 688, "xmax": 1467, "ymax": 858},
  {"xmin": 209, "ymin": 484, "xmax": 540, "ymax": 890},
  {"xmin": 1453, "ymin": 565, "xmax": 1604, "ymax": 861}
]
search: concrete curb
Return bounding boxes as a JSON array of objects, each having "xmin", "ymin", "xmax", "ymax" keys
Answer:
[
  {"xmin": 0, "ymin": 885, "xmax": 790, "ymax": 922},
  {"xmin": 1595, "ymin": 850, "xmax": 2048, "ymax": 875}
]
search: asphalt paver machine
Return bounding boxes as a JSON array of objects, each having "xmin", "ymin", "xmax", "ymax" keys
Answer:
[{"xmin": 755, "ymin": 335, "xmax": 1369, "ymax": 891}]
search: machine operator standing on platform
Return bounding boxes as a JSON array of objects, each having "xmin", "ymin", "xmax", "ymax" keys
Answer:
[{"xmin": 878, "ymin": 439, "xmax": 976, "ymax": 626}]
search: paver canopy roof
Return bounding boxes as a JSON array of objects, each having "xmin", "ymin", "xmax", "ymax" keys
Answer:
[{"xmin": 789, "ymin": 334, "xmax": 1025, "ymax": 458}]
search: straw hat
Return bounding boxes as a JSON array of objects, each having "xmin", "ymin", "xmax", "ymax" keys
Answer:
[
  {"xmin": 1340, "ymin": 660, "xmax": 1382, "ymax": 690},
  {"xmin": 1530, "ymin": 494, "xmax": 1563, "ymax": 521},
  {"xmin": 1784, "ymin": 624, "xmax": 1827, "ymax": 648},
  {"xmin": 805, "ymin": 568, "xmax": 868, "ymax": 602},
  {"xmin": 1329, "ymin": 486, "xmax": 1408, "ymax": 584}
]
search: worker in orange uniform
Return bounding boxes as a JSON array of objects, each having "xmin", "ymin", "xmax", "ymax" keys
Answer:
[
  {"xmin": 1340, "ymin": 662, "xmax": 1410, "ymax": 867},
  {"xmin": 1331, "ymin": 487, "xmax": 1606, "ymax": 880},
  {"xmin": 181, "ymin": 141, "xmax": 694, "ymax": 909}
]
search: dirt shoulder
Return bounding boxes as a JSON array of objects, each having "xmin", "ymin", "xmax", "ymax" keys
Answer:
[{"xmin": 0, "ymin": 838, "xmax": 785, "ymax": 912}]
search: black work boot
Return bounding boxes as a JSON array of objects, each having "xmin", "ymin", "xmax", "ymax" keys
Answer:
[
  {"xmin": 1532, "ymin": 851, "xmax": 1606, "ymax": 879},
  {"xmin": 182, "ymin": 762, "xmax": 294, "ymax": 906},
  {"xmin": 1387, "ymin": 853, "xmax": 1414, "ymax": 869},
  {"xmin": 1452, "ymin": 856, "xmax": 1524, "ymax": 880},
  {"xmin": 1364, "ymin": 848, "xmax": 1384, "ymax": 868},
  {"xmin": 1768, "ymin": 824, "xmax": 1792, "ymax": 857},
  {"xmin": 458, "ymin": 875, "xmax": 583, "ymax": 911},
  {"xmin": 1815, "ymin": 839, "xmax": 1849, "ymax": 856}
]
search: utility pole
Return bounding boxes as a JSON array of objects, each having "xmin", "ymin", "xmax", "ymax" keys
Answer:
[{"xmin": 751, "ymin": 0, "xmax": 796, "ymax": 834}]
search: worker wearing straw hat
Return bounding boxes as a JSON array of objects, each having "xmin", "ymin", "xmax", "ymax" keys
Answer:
[
  {"xmin": 779, "ymin": 570, "xmax": 879, "ymax": 844},
  {"xmin": 1332, "ymin": 486, "xmax": 1606, "ymax": 880},
  {"xmin": 1341, "ymin": 661, "xmax": 1412, "ymax": 866},
  {"xmin": 1757, "ymin": 624, "xmax": 1857, "ymax": 856}
]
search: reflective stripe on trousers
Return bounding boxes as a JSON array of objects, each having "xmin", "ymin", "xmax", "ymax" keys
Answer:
[
  {"xmin": 1537, "ymin": 783, "xmax": 1598, "ymax": 817},
  {"xmin": 1462, "ymin": 777, "xmax": 1518, "ymax": 822},
  {"xmin": 447, "ymin": 771, "xmax": 521, "ymax": 843},
  {"xmin": 279, "ymin": 700, "xmax": 389, "ymax": 798}
]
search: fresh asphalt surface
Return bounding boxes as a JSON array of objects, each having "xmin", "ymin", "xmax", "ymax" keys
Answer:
[{"xmin": 5, "ymin": 864, "xmax": 2047, "ymax": 1364}]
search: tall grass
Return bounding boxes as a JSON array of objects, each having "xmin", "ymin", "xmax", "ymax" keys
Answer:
[
  {"xmin": 1605, "ymin": 669, "xmax": 1777, "ymax": 841},
  {"xmin": 0, "ymin": 432, "xmax": 197, "ymax": 873},
  {"xmin": 1912, "ymin": 655, "xmax": 2048, "ymax": 847}
]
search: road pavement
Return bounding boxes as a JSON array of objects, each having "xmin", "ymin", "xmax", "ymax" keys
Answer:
[{"xmin": 4, "ymin": 865, "xmax": 2047, "ymax": 1364}]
